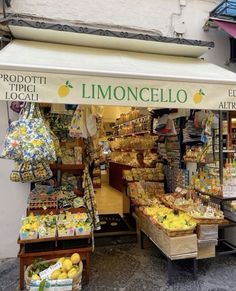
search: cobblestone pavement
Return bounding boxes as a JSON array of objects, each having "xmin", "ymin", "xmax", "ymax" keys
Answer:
[{"xmin": 1, "ymin": 243, "xmax": 236, "ymax": 291}]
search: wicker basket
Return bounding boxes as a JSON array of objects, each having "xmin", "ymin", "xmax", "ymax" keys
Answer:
[
  {"xmin": 25, "ymin": 258, "xmax": 83, "ymax": 291},
  {"xmin": 139, "ymin": 210, "xmax": 196, "ymax": 237}
]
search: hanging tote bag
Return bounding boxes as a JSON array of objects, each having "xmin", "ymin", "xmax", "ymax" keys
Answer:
[
  {"xmin": 50, "ymin": 130, "xmax": 62, "ymax": 158},
  {"xmin": 69, "ymin": 105, "xmax": 88, "ymax": 138},
  {"xmin": 10, "ymin": 161, "xmax": 53, "ymax": 183},
  {"xmin": 1, "ymin": 103, "xmax": 56, "ymax": 162},
  {"xmin": 85, "ymin": 106, "xmax": 97, "ymax": 137}
]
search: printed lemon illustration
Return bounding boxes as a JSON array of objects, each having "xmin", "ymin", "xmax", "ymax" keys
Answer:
[
  {"xmin": 193, "ymin": 89, "xmax": 205, "ymax": 104},
  {"xmin": 58, "ymin": 81, "xmax": 73, "ymax": 97}
]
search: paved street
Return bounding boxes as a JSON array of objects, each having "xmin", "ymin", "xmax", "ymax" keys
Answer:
[{"xmin": 1, "ymin": 243, "xmax": 236, "ymax": 291}]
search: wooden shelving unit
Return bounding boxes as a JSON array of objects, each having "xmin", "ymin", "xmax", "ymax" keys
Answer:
[{"xmin": 50, "ymin": 163, "xmax": 85, "ymax": 171}]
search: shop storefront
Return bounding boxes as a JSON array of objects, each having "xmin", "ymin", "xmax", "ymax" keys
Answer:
[{"xmin": 0, "ymin": 30, "xmax": 236, "ymax": 290}]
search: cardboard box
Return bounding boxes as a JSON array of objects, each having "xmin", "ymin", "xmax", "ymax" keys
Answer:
[
  {"xmin": 161, "ymin": 232, "xmax": 197, "ymax": 257},
  {"xmin": 197, "ymin": 240, "xmax": 217, "ymax": 259},
  {"xmin": 197, "ymin": 224, "xmax": 218, "ymax": 240}
]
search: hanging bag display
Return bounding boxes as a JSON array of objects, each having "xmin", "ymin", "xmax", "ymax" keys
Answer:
[
  {"xmin": 10, "ymin": 161, "xmax": 53, "ymax": 183},
  {"xmin": 50, "ymin": 129, "xmax": 62, "ymax": 158},
  {"xmin": 69, "ymin": 105, "xmax": 88, "ymax": 138},
  {"xmin": 1, "ymin": 103, "xmax": 56, "ymax": 162},
  {"xmin": 85, "ymin": 106, "xmax": 97, "ymax": 137}
]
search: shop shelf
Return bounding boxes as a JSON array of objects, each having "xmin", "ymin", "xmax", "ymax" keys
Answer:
[
  {"xmin": 204, "ymin": 192, "xmax": 236, "ymax": 201},
  {"xmin": 113, "ymin": 130, "xmax": 152, "ymax": 138},
  {"xmin": 113, "ymin": 115, "xmax": 150, "ymax": 128},
  {"xmin": 111, "ymin": 148, "xmax": 157, "ymax": 153},
  {"xmin": 18, "ymin": 233, "xmax": 92, "ymax": 245},
  {"xmin": 50, "ymin": 163, "xmax": 85, "ymax": 171}
]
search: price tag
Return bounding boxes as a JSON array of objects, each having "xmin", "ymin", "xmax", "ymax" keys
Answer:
[
  {"xmin": 223, "ymin": 185, "xmax": 236, "ymax": 198},
  {"xmin": 39, "ymin": 262, "xmax": 62, "ymax": 280}
]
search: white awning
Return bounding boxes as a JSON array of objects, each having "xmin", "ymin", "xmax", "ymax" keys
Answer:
[{"xmin": 0, "ymin": 39, "xmax": 235, "ymax": 110}]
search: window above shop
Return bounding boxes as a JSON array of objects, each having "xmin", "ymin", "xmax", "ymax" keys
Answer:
[{"xmin": 210, "ymin": 0, "xmax": 236, "ymax": 22}]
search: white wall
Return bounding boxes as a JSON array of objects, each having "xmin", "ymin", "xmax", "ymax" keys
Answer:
[
  {"xmin": 2, "ymin": 0, "xmax": 235, "ymax": 71},
  {"xmin": 0, "ymin": 102, "xmax": 29, "ymax": 258}
]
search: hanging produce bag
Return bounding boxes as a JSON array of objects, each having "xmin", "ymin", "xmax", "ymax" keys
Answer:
[
  {"xmin": 1, "ymin": 103, "xmax": 56, "ymax": 162},
  {"xmin": 10, "ymin": 161, "xmax": 53, "ymax": 183}
]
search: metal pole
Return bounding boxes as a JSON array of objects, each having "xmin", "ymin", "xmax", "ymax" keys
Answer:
[{"xmin": 219, "ymin": 111, "xmax": 223, "ymax": 185}]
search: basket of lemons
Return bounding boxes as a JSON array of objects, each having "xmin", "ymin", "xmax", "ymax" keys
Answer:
[{"xmin": 25, "ymin": 253, "xmax": 82, "ymax": 290}]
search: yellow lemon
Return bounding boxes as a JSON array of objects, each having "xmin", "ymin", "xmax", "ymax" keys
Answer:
[
  {"xmin": 62, "ymin": 258, "xmax": 73, "ymax": 272},
  {"xmin": 31, "ymin": 274, "xmax": 40, "ymax": 281},
  {"xmin": 57, "ymin": 81, "xmax": 73, "ymax": 97},
  {"xmin": 67, "ymin": 267, "xmax": 78, "ymax": 279},
  {"xmin": 71, "ymin": 253, "xmax": 80, "ymax": 264},
  {"xmin": 193, "ymin": 89, "xmax": 205, "ymax": 104},
  {"xmin": 50, "ymin": 269, "xmax": 61, "ymax": 280},
  {"xmin": 57, "ymin": 257, "xmax": 65, "ymax": 265},
  {"xmin": 58, "ymin": 85, "xmax": 70, "ymax": 97},
  {"xmin": 193, "ymin": 93, "xmax": 202, "ymax": 104},
  {"xmin": 58, "ymin": 272, "xmax": 68, "ymax": 280}
]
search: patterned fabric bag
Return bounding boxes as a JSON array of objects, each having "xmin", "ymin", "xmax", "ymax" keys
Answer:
[
  {"xmin": 85, "ymin": 106, "xmax": 97, "ymax": 137},
  {"xmin": 50, "ymin": 130, "xmax": 62, "ymax": 158},
  {"xmin": 69, "ymin": 105, "xmax": 88, "ymax": 139},
  {"xmin": 10, "ymin": 161, "xmax": 53, "ymax": 183},
  {"xmin": 1, "ymin": 103, "xmax": 56, "ymax": 162}
]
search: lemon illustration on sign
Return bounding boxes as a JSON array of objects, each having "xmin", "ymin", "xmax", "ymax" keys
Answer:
[
  {"xmin": 193, "ymin": 89, "xmax": 205, "ymax": 104},
  {"xmin": 58, "ymin": 81, "xmax": 73, "ymax": 97}
]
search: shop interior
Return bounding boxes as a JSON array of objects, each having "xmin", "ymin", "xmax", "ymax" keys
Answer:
[{"xmin": 3, "ymin": 100, "xmax": 236, "ymax": 289}]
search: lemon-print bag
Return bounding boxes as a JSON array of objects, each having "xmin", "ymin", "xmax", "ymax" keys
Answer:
[
  {"xmin": 1, "ymin": 103, "xmax": 56, "ymax": 162},
  {"xmin": 10, "ymin": 161, "xmax": 53, "ymax": 183}
]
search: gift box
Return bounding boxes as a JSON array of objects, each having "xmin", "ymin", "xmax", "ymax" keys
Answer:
[
  {"xmin": 20, "ymin": 231, "xmax": 38, "ymax": 241},
  {"xmin": 58, "ymin": 227, "xmax": 75, "ymax": 237},
  {"xmin": 38, "ymin": 227, "xmax": 56, "ymax": 239}
]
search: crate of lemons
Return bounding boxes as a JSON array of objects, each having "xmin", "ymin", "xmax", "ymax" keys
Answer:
[
  {"xmin": 142, "ymin": 205, "xmax": 196, "ymax": 233},
  {"xmin": 26, "ymin": 253, "xmax": 83, "ymax": 290}
]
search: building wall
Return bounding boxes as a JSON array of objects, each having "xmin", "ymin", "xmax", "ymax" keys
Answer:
[
  {"xmin": 0, "ymin": 0, "xmax": 235, "ymax": 258},
  {"xmin": 3, "ymin": 0, "xmax": 235, "ymax": 71},
  {"xmin": 0, "ymin": 102, "xmax": 29, "ymax": 258}
]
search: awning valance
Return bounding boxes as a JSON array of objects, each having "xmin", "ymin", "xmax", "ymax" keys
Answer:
[
  {"xmin": 0, "ymin": 39, "xmax": 235, "ymax": 110},
  {"xmin": 214, "ymin": 19, "xmax": 236, "ymax": 38}
]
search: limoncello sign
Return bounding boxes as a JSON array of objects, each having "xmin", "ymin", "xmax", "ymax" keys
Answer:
[
  {"xmin": 74, "ymin": 83, "xmax": 188, "ymax": 104},
  {"xmin": 0, "ymin": 71, "xmax": 235, "ymax": 110}
]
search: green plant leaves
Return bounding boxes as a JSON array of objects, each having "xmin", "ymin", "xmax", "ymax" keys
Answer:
[
  {"xmin": 65, "ymin": 81, "xmax": 73, "ymax": 88},
  {"xmin": 199, "ymin": 89, "xmax": 205, "ymax": 96},
  {"xmin": 38, "ymin": 279, "xmax": 46, "ymax": 291}
]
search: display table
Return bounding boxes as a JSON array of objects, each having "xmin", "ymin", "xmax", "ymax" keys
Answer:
[
  {"xmin": 137, "ymin": 211, "xmax": 198, "ymax": 284},
  {"xmin": 17, "ymin": 235, "xmax": 93, "ymax": 290},
  {"xmin": 109, "ymin": 161, "xmax": 133, "ymax": 192}
]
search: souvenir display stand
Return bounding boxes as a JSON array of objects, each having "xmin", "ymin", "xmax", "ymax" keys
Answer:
[{"xmin": 3, "ymin": 104, "xmax": 99, "ymax": 290}]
